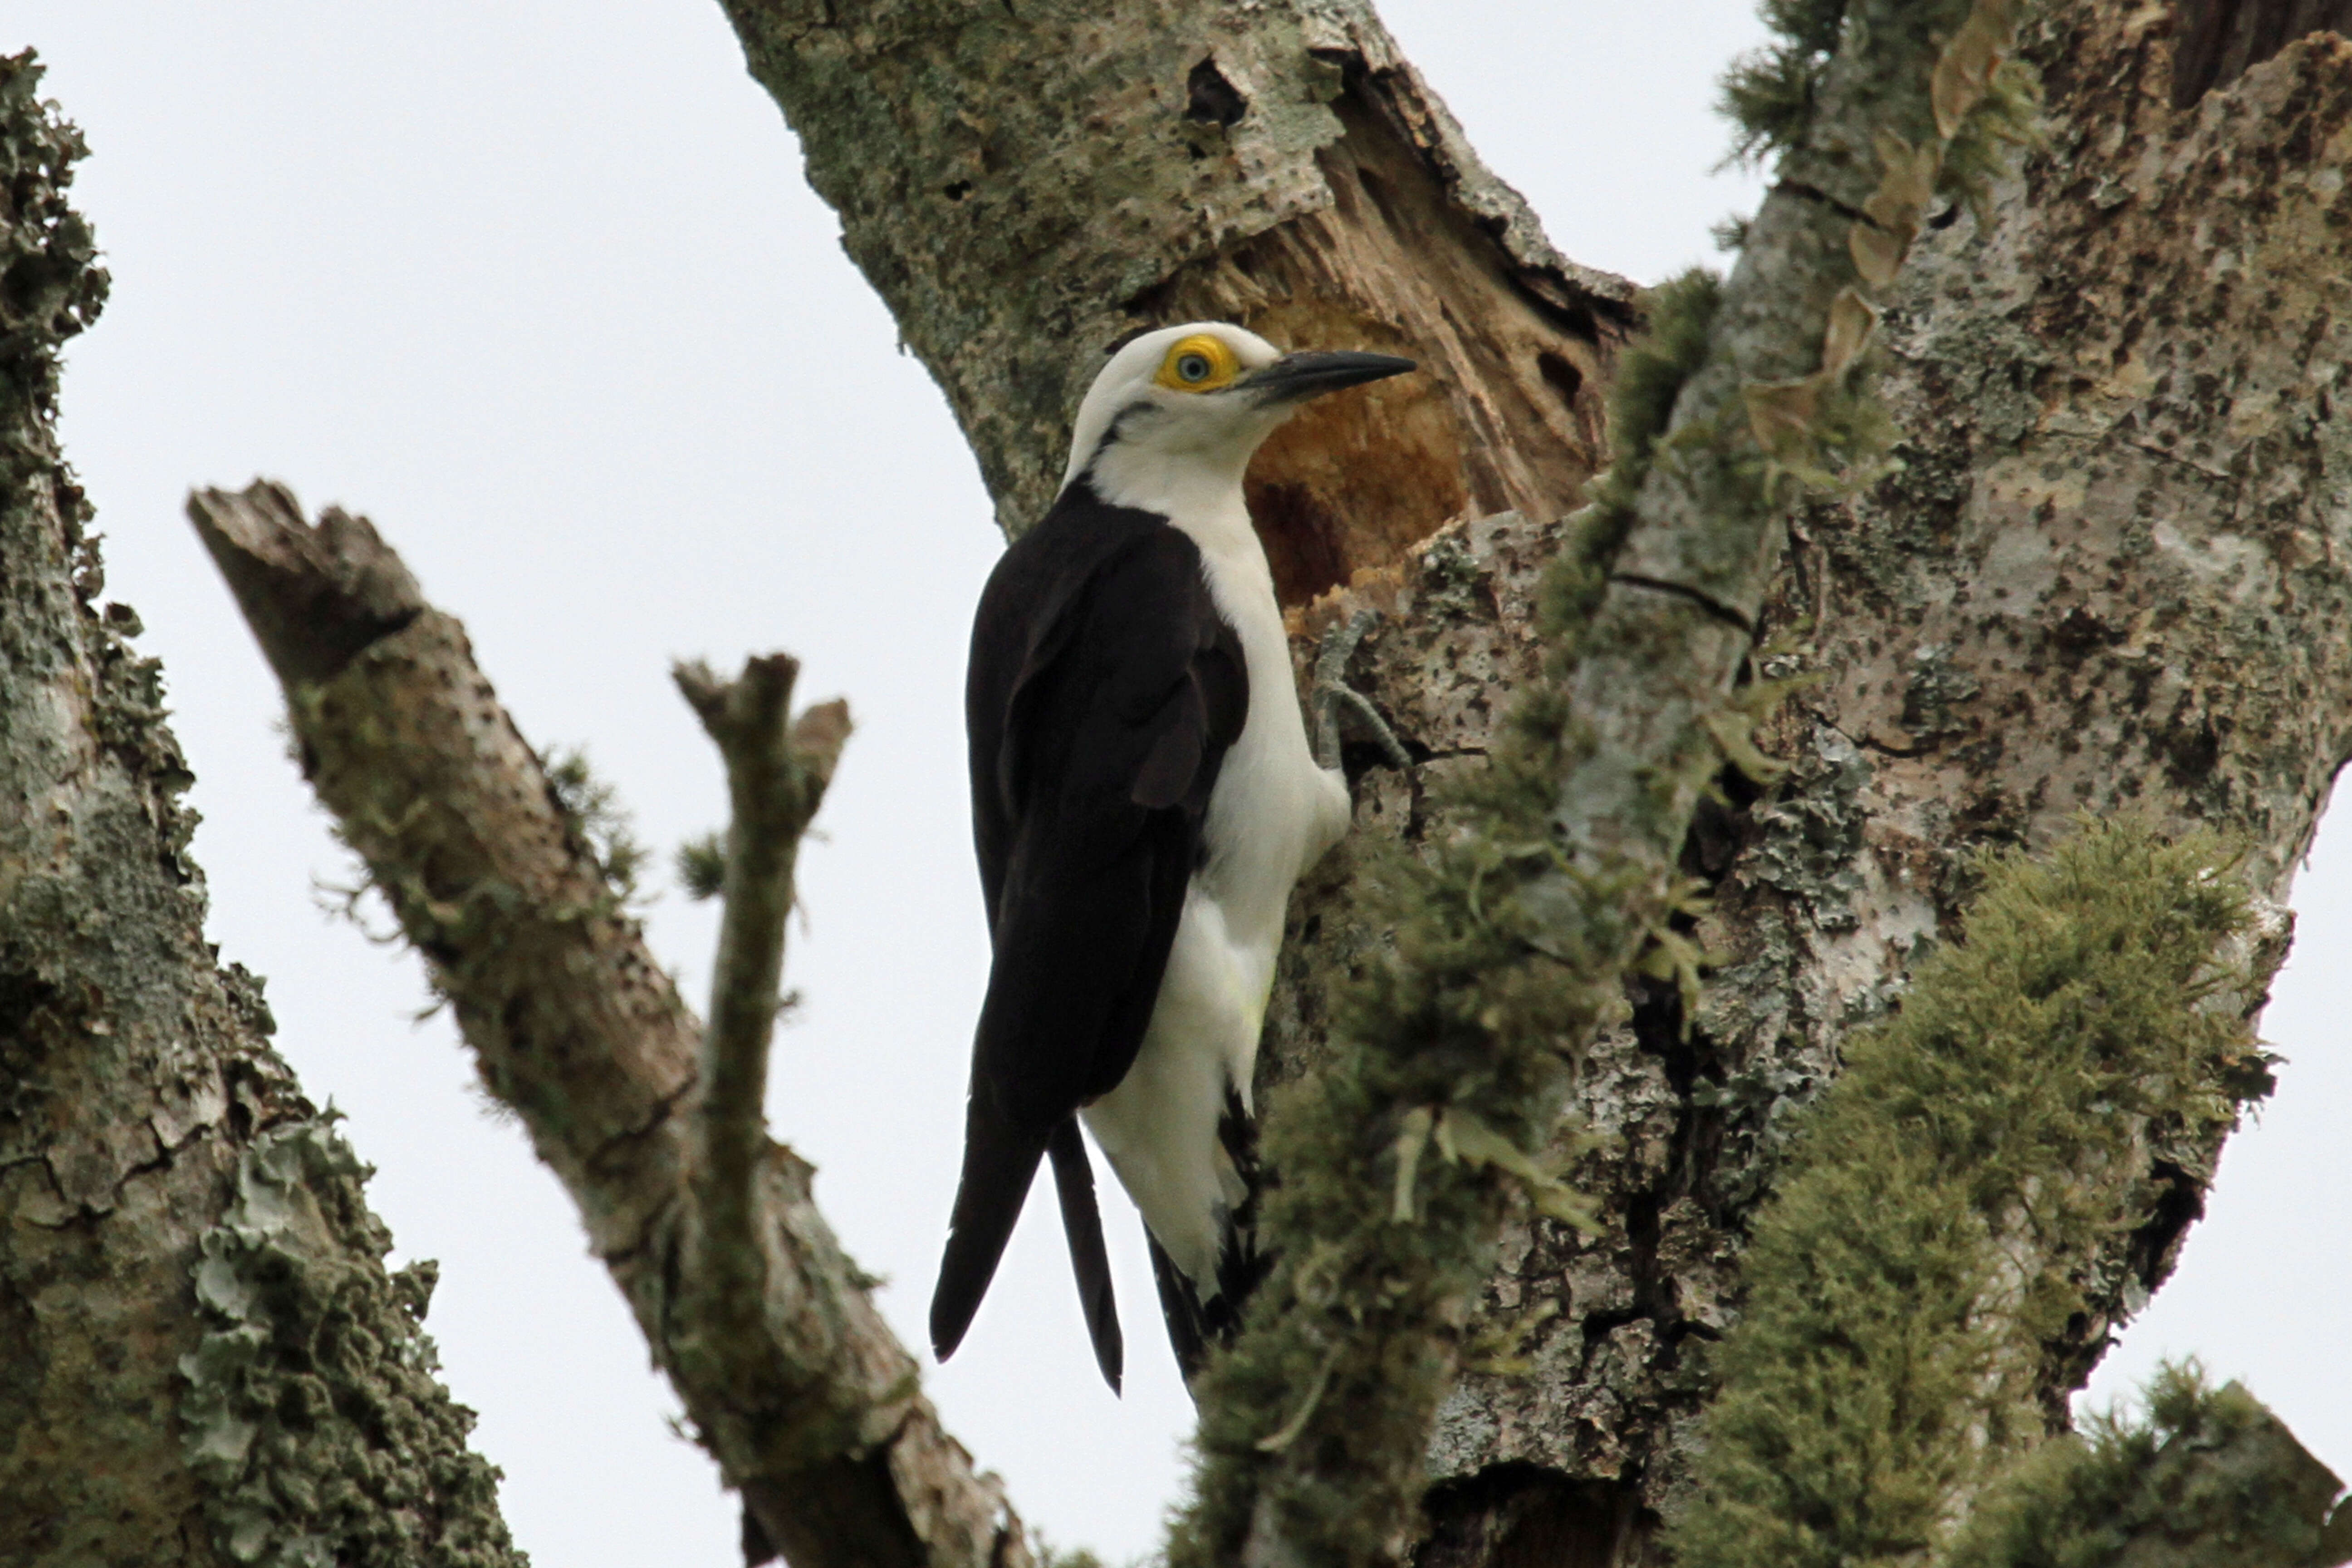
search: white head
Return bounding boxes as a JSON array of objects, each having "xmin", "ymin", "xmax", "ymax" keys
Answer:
[{"xmin": 1061, "ymin": 322, "xmax": 1414, "ymax": 504}]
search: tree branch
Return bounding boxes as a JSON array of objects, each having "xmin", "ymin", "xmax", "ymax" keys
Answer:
[
  {"xmin": 674, "ymin": 656, "xmax": 849, "ymax": 1325},
  {"xmin": 190, "ymin": 480, "xmax": 1030, "ymax": 1568}
]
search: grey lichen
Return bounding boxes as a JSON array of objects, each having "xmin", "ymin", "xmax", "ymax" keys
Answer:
[
  {"xmin": 180, "ymin": 1118, "xmax": 524, "ymax": 1568},
  {"xmin": 1174, "ymin": 496, "xmax": 1643, "ymax": 1567},
  {"xmin": 1171, "ymin": 266, "xmax": 1738, "ymax": 1568},
  {"xmin": 1174, "ymin": 5, "xmax": 2053, "ymax": 1553},
  {"xmin": 1742, "ymin": 723, "xmax": 1871, "ymax": 923}
]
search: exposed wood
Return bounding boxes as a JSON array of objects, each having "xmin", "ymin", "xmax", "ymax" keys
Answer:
[
  {"xmin": 720, "ymin": 0, "xmax": 2352, "ymax": 1560},
  {"xmin": 2170, "ymin": 0, "xmax": 2352, "ymax": 105},
  {"xmin": 1308, "ymin": 7, "xmax": 2352, "ymax": 1558},
  {"xmin": 721, "ymin": 0, "xmax": 1631, "ymax": 571}
]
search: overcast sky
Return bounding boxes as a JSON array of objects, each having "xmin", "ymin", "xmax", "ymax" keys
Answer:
[{"xmin": 6, "ymin": 5, "xmax": 2345, "ymax": 1563}]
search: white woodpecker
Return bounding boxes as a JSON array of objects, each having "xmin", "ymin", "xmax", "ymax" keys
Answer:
[{"xmin": 930, "ymin": 321, "xmax": 1415, "ymax": 1390}]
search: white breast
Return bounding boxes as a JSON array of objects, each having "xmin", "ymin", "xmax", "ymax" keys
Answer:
[{"xmin": 1077, "ymin": 474, "xmax": 1351, "ymax": 1292}]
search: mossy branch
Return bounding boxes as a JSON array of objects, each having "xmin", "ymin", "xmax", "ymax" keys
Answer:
[
  {"xmin": 1172, "ymin": 2, "xmax": 2043, "ymax": 1562},
  {"xmin": 1666, "ymin": 821, "xmax": 2278, "ymax": 1567},
  {"xmin": 1948, "ymin": 1362, "xmax": 2352, "ymax": 1568}
]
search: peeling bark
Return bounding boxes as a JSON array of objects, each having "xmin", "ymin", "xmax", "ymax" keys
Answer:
[{"xmin": 0, "ymin": 54, "xmax": 519, "ymax": 1568}]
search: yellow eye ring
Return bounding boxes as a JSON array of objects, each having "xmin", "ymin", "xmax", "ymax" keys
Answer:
[{"xmin": 1154, "ymin": 333, "xmax": 1240, "ymax": 392}]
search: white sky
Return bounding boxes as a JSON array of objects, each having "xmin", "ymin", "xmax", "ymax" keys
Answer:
[{"xmin": 5, "ymin": 5, "xmax": 2343, "ymax": 1563}]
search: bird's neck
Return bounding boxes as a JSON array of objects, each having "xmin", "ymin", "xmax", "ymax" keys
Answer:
[{"xmin": 1083, "ymin": 442, "xmax": 1260, "ymax": 559}]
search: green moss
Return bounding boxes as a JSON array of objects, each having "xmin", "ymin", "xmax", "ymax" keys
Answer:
[
  {"xmin": 1938, "ymin": 55, "xmax": 2045, "ymax": 219},
  {"xmin": 544, "ymin": 745, "xmax": 648, "ymax": 902},
  {"xmin": 1173, "ymin": 5, "xmax": 2064, "ymax": 1556},
  {"xmin": 1720, "ymin": 0, "xmax": 2042, "ymax": 216},
  {"xmin": 1947, "ymin": 1363, "xmax": 2351, "ymax": 1568},
  {"xmin": 180, "ymin": 1118, "xmax": 526, "ymax": 1568},
  {"xmin": 1572, "ymin": 267, "xmax": 1724, "ymax": 565},
  {"xmin": 1666, "ymin": 821, "xmax": 2267, "ymax": 1568},
  {"xmin": 1719, "ymin": 0, "xmax": 1853, "ymax": 167},
  {"xmin": 675, "ymin": 831, "xmax": 728, "ymax": 901}
]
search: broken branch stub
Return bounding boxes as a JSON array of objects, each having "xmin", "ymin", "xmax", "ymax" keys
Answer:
[
  {"xmin": 673, "ymin": 652, "xmax": 853, "ymax": 1403},
  {"xmin": 188, "ymin": 480, "xmax": 1030, "ymax": 1568}
]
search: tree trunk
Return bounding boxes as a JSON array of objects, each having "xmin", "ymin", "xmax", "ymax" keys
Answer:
[
  {"xmin": 0, "ymin": 55, "xmax": 522, "ymax": 1568},
  {"xmin": 720, "ymin": 0, "xmax": 2352, "ymax": 1559},
  {"xmin": 1401, "ymin": 7, "xmax": 2352, "ymax": 1555}
]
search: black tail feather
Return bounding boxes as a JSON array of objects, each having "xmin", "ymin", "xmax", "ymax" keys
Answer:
[
  {"xmin": 1148, "ymin": 1234, "xmax": 1213, "ymax": 1385},
  {"xmin": 1047, "ymin": 1118, "xmax": 1123, "ymax": 1393},
  {"xmin": 1150, "ymin": 1084, "xmax": 1272, "ymax": 1389},
  {"xmin": 930, "ymin": 1092, "xmax": 1049, "ymax": 1365}
]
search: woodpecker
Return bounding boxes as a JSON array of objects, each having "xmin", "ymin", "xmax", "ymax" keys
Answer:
[{"xmin": 929, "ymin": 322, "xmax": 1414, "ymax": 1391}]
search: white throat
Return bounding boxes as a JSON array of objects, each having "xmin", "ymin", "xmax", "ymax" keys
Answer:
[{"xmin": 1081, "ymin": 433, "xmax": 1261, "ymax": 547}]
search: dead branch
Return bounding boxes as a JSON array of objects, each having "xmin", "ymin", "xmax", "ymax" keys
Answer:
[
  {"xmin": 674, "ymin": 655, "xmax": 848, "ymax": 1343},
  {"xmin": 189, "ymin": 479, "xmax": 1029, "ymax": 1568}
]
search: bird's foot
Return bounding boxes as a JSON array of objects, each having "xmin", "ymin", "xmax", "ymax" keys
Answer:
[{"xmin": 1312, "ymin": 609, "xmax": 1414, "ymax": 774}]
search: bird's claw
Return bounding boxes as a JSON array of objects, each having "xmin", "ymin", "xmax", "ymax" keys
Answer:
[{"xmin": 1312, "ymin": 609, "xmax": 1414, "ymax": 774}]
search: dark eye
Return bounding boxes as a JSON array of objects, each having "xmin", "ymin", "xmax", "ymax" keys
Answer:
[{"xmin": 1176, "ymin": 352, "xmax": 1212, "ymax": 383}]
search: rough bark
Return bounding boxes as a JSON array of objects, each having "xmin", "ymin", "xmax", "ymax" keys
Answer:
[
  {"xmin": 16, "ymin": 0, "xmax": 2347, "ymax": 1561},
  {"xmin": 186, "ymin": 484, "xmax": 1032, "ymax": 1568},
  {"xmin": 1389, "ymin": 5, "xmax": 2352, "ymax": 1558},
  {"xmin": 718, "ymin": 0, "xmax": 2352, "ymax": 1561},
  {"xmin": 0, "ymin": 54, "xmax": 519, "ymax": 1568},
  {"xmin": 1178, "ymin": 0, "xmax": 2053, "ymax": 1557}
]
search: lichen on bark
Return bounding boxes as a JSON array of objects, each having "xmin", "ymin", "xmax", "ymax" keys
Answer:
[
  {"xmin": 713, "ymin": 0, "xmax": 2352, "ymax": 1560},
  {"xmin": 181, "ymin": 1118, "xmax": 519, "ymax": 1568},
  {"xmin": 0, "ymin": 50, "xmax": 520, "ymax": 1568},
  {"xmin": 1392, "ymin": 6, "xmax": 2352, "ymax": 1555},
  {"xmin": 720, "ymin": 0, "xmax": 1629, "ymax": 555},
  {"xmin": 1666, "ymin": 820, "xmax": 2276, "ymax": 1566}
]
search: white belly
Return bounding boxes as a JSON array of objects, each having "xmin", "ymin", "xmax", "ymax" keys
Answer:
[{"xmin": 1083, "ymin": 524, "xmax": 1350, "ymax": 1291}]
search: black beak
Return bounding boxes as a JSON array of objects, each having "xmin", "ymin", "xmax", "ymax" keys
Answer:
[{"xmin": 1243, "ymin": 349, "xmax": 1416, "ymax": 405}]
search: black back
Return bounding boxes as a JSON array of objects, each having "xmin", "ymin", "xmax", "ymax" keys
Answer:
[{"xmin": 929, "ymin": 479, "xmax": 1248, "ymax": 1391}]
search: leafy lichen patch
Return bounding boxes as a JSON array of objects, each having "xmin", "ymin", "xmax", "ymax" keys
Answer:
[{"xmin": 180, "ymin": 1118, "xmax": 523, "ymax": 1568}]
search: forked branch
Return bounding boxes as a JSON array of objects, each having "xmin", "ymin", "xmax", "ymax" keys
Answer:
[
  {"xmin": 190, "ymin": 480, "xmax": 1030, "ymax": 1568},
  {"xmin": 675, "ymin": 654, "xmax": 850, "ymax": 1333}
]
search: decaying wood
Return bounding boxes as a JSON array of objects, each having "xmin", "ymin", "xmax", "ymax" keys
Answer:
[
  {"xmin": 186, "ymin": 482, "xmax": 1030, "ymax": 1568},
  {"xmin": 720, "ymin": 0, "xmax": 1631, "ymax": 584},
  {"xmin": 1328, "ymin": 7, "xmax": 2352, "ymax": 1558},
  {"xmin": 1180, "ymin": 0, "xmax": 2059, "ymax": 1556},
  {"xmin": 15, "ymin": 0, "xmax": 2347, "ymax": 1558}
]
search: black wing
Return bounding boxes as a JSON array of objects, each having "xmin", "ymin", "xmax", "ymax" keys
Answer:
[{"xmin": 929, "ymin": 482, "xmax": 1247, "ymax": 1389}]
